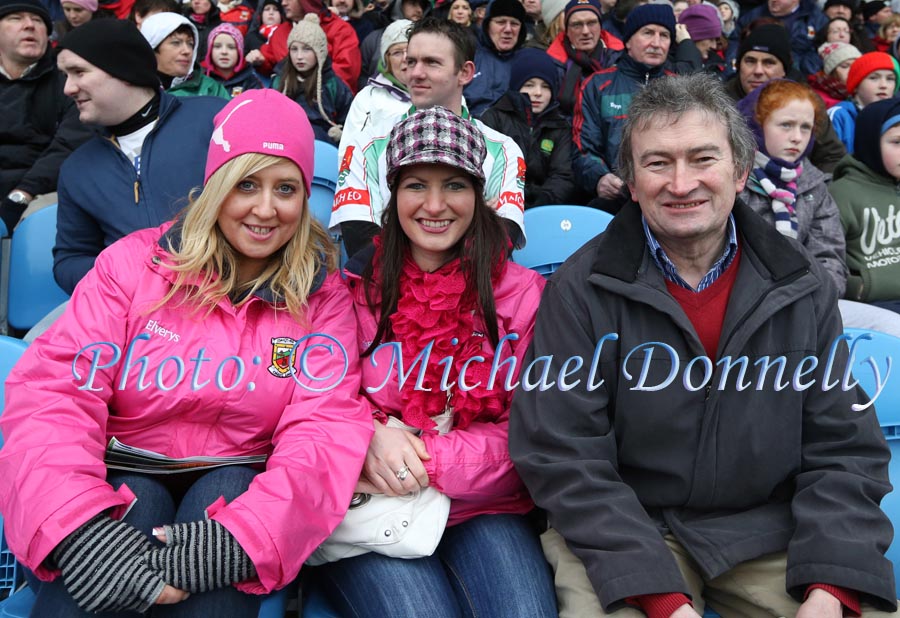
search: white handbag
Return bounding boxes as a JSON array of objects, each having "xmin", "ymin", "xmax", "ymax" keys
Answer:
[{"xmin": 306, "ymin": 416, "xmax": 452, "ymax": 566}]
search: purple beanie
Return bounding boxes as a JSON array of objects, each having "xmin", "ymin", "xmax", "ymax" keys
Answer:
[
  {"xmin": 679, "ymin": 4, "xmax": 721, "ymax": 40},
  {"xmin": 205, "ymin": 89, "xmax": 315, "ymax": 194}
]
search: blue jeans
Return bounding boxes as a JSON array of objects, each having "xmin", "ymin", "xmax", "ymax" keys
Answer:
[
  {"xmin": 315, "ymin": 514, "xmax": 558, "ymax": 618},
  {"xmin": 26, "ymin": 466, "xmax": 263, "ymax": 617}
]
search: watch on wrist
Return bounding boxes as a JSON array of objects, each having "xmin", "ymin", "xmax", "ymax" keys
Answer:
[{"xmin": 7, "ymin": 191, "xmax": 30, "ymax": 206}]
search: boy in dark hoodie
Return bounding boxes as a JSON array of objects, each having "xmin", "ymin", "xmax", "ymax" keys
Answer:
[{"xmin": 481, "ymin": 47, "xmax": 576, "ymax": 208}]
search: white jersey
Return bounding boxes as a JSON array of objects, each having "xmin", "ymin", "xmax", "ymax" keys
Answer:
[{"xmin": 329, "ymin": 105, "xmax": 527, "ymax": 246}]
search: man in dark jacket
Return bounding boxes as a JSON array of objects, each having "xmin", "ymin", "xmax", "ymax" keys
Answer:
[
  {"xmin": 723, "ymin": 23, "xmax": 846, "ymax": 172},
  {"xmin": 738, "ymin": 0, "xmax": 828, "ymax": 75},
  {"xmin": 0, "ymin": 0, "xmax": 91, "ymax": 234},
  {"xmin": 510, "ymin": 72, "xmax": 896, "ymax": 618},
  {"xmin": 53, "ymin": 19, "xmax": 224, "ymax": 293},
  {"xmin": 572, "ymin": 3, "xmax": 700, "ymax": 211},
  {"xmin": 463, "ymin": 0, "xmax": 527, "ymax": 117}
]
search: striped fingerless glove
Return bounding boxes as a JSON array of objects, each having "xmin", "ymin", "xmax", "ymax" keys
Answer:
[
  {"xmin": 147, "ymin": 520, "xmax": 257, "ymax": 593},
  {"xmin": 51, "ymin": 514, "xmax": 166, "ymax": 614}
]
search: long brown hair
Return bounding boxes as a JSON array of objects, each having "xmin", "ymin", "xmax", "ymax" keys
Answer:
[{"xmin": 361, "ymin": 169, "xmax": 509, "ymax": 354}]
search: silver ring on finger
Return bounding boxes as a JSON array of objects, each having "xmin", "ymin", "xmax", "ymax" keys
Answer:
[{"xmin": 395, "ymin": 465, "xmax": 410, "ymax": 481}]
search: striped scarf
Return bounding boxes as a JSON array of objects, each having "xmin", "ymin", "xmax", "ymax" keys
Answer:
[{"xmin": 752, "ymin": 150, "xmax": 802, "ymax": 239}]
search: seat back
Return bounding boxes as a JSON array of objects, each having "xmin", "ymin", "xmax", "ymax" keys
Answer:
[
  {"xmin": 8, "ymin": 206, "xmax": 69, "ymax": 332},
  {"xmin": 313, "ymin": 140, "xmax": 339, "ymax": 192},
  {"xmin": 0, "ymin": 335, "xmax": 27, "ymax": 601},
  {"xmin": 512, "ymin": 205, "xmax": 613, "ymax": 276},
  {"xmin": 843, "ymin": 328, "xmax": 900, "ymax": 596}
]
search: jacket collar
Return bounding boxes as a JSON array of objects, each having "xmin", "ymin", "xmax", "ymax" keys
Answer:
[
  {"xmin": 102, "ymin": 90, "xmax": 177, "ymax": 138},
  {"xmin": 591, "ymin": 198, "xmax": 811, "ymax": 283}
]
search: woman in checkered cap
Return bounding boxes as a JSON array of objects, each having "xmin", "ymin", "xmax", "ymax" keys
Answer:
[{"xmin": 317, "ymin": 106, "xmax": 559, "ymax": 617}]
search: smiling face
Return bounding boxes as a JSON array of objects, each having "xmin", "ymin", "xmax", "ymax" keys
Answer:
[
  {"xmin": 156, "ymin": 30, "xmax": 194, "ymax": 77},
  {"xmin": 626, "ymin": 24, "xmax": 671, "ymax": 67},
  {"xmin": 855, "ymin": 69, "xmax": 897, "ymax": 106},
  {"xmin": 628, "ymin": 109, "xmax": 747, "ymax": 261},
  {"xmin": 0, "ymin": 11, "xmax": 48, "ymax": 74},
  {"xmin": 396, "ymin": 163, "xmax": 476, "ymax": 272},
  {"xmin": 58, "ymin": 49, "xmax": 146, "ymax": 125},
  {"xmin": 217, "ymin": 160, "xmax": 305, "ymax": 284},
  {"xmin": 761, "ymin": 98, "xmax": 814, "ymax": 163}
]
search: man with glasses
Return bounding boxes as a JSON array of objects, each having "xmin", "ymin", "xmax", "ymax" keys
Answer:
[
  {"xmin": 463, "ymin": 0, "xmax": 528, "ymax": 116},
  {"xmin": 546, "ymin": 0, "xmax": 623, "ymax": 115}
]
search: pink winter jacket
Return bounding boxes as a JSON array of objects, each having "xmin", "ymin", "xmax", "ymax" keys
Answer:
[
  {"xmin": 346, "ymin": 260, "xmax": 545, "ymax": 526},
  {"xmin": 0, "ymin": 224, "xmax": 373, "ymax": 593}
]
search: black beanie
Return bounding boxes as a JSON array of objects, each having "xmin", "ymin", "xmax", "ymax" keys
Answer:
[
  {"xmin": 0, "ymin": 0, "xmax": 51, "ymax": 34},
  {"xmin": 483, "ymin": 0, "xmax": 527, "ymax": 48},
  {"xmin": 855, "ymin": 97, "xmax": 900, "ymax": 178},
  {"xmin": 862, "ymin": 0, "xmax": 887, "ymax": 19},
  {"xmin": 738, "ymin": 23, "xmax": 792, "ymax": 73},
  {"xmin": 58, "ymin": 19, "xmax": 160, "ymax": 90}
]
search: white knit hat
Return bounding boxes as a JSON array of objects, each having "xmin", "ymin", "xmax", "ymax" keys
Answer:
[
  {"xmin": 819, "ymin": 41, "xmax": 862, "ymax": 75},
  {"xmin": 380, "ymin": 18, "xmax": 412, "ymax": 64},
  {"xmin": 541, "ymin": 0, "xmax": 568, "ymax": 26}
]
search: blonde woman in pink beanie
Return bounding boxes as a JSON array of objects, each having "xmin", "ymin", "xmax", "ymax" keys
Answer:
[{"xmin": 0, "ymin": 89, "xmax": 373, "ymax": 617}]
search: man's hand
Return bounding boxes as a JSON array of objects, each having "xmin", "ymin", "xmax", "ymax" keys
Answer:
[
  {"xmin": 363, "ymin": 421, "xmax": 431, "ymax": 496},
  {"xmin": 596, "ymin": 173, "xmax": 625, "ymax": 200},
  {"xmin": 245, "ymin": 50, "xmax": 264, "ymax": 66},
  {"xmin": 670, "ymin": 604, "xmax": 702, "ymax": 618},
  {"xmin": 797, "ymin": 588, "xmax": 842, "ymax": 618},
  {"xmin": 155, "ymin": 585, "xmax": 190, "ymax": 604}
]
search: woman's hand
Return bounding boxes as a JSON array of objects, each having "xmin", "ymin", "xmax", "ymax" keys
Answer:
[
  {"xmin": 155, "ymin": 585, "xmax": 190, "ymax": 604},
  {"xmin": 245, "ymin": 50, "xmax": 264, "ymax": 66},
  {"xmin": 363, "ymin": 422, "xmax": 431, "ymax": 496}
]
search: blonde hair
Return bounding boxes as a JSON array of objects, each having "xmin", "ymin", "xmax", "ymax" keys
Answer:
[{"xmin": 158, "ymin": 153, "xmax": 337, "ymax": 322}]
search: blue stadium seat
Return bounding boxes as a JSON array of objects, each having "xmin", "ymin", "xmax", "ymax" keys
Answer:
[
  {"xmin": 313, "ymin": 140, "xmax": 339, "ymax": 192},
  {"xmin": 512, "ymin": 205, "xmax": 613, "ymax": 276},
  {"xmin": 7, "ymin": 205, "xmax": 69, "ymax": 332},
  {"xmin": 843, "ymin": 328, "xmax": 900, "ymax": 597}
]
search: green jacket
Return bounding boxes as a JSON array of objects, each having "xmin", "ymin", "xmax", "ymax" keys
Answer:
[
  {"xmin": 829, "ymin": 153, "xmax": 900, "ymax": 302},
  {"xmin": 168, "ymin": 69, "xmax": 230, "ymax": 100}
]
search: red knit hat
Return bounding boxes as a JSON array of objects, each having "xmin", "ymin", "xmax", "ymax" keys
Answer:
[{"xmin": 846, "ymin": 51, "xmax": 898, "ymax": 95}]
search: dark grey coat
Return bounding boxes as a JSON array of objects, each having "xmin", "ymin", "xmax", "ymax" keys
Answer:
[{"xmin": 510, "ymin": 200, "xmax": 895, "ymax": 612}]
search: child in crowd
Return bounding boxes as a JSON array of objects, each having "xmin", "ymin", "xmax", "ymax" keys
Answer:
[
  {"xmin": 276, "ymin": 14, "xmax": 352, "ymax": 145},
  {"xmin": 202, "ymin": 23, "xmax": 264, "ymax": 96},
  {"xmin": 141, "ymin": 11, "xmax": 231, "ymax": 98},
  {"xmin": 808, "ymin": 41, "xmax": 861, "ymax": 107},
  {"xmin": 244, "ymin": 0, "xmax": 283, "ymax": 52},
  {"xmin": 738, "ymin": 79, "xmax": 848, "ymax": 297},
  {"xmin": 184, "ymin": 0, "xmax": 221, "ymax": 59},
  {"xmin": 481, "ymin": 48, "xmax": 575, "ymax": 208},
  {"xmin": 830, "ymin": 98, "xmax": 900, "ymax": 313},
  {"xmin": 341, "ymin": 18, "xmax": 411, "ymax": 137},
  {"xmin": 828, "ymin": 51, "xmax": 899, "ymax": 153}
]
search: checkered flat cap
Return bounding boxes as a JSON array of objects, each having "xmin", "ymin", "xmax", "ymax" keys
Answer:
[{"xmin": 386, "ymin": 107, "xmax": 487, "ymax": 186}]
